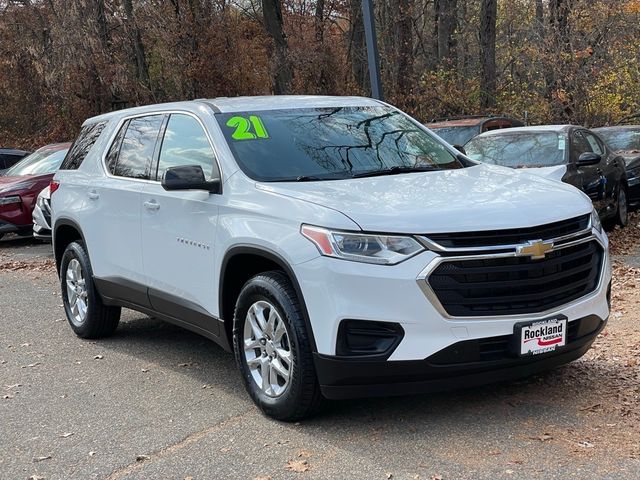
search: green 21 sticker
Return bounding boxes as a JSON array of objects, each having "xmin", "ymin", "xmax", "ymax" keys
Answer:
[{"xmin": 226, "ymin": 115, "xmax": 269, "ymax": 140}]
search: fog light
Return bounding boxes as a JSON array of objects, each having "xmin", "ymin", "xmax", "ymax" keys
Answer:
[{"xmin": 336, "ymin": 320, "xmax": 404, "ymax": 358}]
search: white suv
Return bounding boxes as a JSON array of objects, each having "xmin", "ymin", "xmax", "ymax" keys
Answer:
[{"xmin": 52, "ymin": 96, "xmax": 611, "ymax": 420}]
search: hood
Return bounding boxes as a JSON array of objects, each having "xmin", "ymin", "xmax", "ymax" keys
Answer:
[
  {"xmin": 614, "ymin": 151, "xmax": 640, "ymax": 167},
  {"xmin": 257, "ymin": 164, "xmax": 592, "ymax": 234},
  {"xmin": 0, "ymin": 174, "xmax": 52, "ymax": 193},
  {"xmin": 516, "ymin": 165, "xmax": 567, "ymax": 182}
]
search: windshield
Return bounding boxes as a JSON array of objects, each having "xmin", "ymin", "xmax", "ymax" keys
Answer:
[
  {"xmin": 428, "ymin": 125, "xmax": 479, "ymax": 146},
  {"xmin": 216, "ymin": 106, "xmax": 463, "ymax": 181},
  {"xmin": 595, "ymin": 128, "xmax": 640, "ymax": 152},
  {"xmin": 5, "ymin": 148, "xmax": 69, "ymax": 176},
  {"xmin": 465, "ymin": 132, "xmax": 566, "ymax": 167}
]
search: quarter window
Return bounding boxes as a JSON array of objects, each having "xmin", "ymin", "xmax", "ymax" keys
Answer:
[
  {"xmin": 61, "ymin": 121, "xmax": 107, "ymax": 170},
  {"xmin": 109, "ymin": 115, "xmax": 164, "ymax": 179},
  {"xmin": 156, "ymin": 114, "xmax": 217, "ymax": 180}
]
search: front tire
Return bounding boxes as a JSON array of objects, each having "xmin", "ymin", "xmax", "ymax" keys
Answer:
[
  {"xmin": 233, "ymin": 271, "xmax": 324, "ymax": 421},
  {"xmin": 616, "ymin": 185, "xmax": 629, "ymax": 227},
  {"xmin": 60, "ymin": 241, "xmax": 121, "ymax": 338}
]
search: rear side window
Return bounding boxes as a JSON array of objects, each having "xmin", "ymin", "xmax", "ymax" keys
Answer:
[
  {"xmin": 156, "ymin": 114, "xmax": 217, "ymax": 181},
  {"xmin": 61, "ymin": 121, "xmax": 106, "ymax": 170},
  {"xmin": 107, "ymin": 115, "xmax": 164, "ymax": 179}
]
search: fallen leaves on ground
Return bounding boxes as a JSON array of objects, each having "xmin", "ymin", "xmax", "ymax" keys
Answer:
[
  {"xmin": 0, "ymin": 259, "xmax": 55, "ymax": 272},
  {"xmin": 608, "ymin": 212, "xmax": 640, "ymax": 256},
  {"xmin": 285, "ymin": 459, "xmax": 310, "ymax": 473}
]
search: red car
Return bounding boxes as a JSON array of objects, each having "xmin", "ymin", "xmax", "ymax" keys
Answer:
[{"xmin": 0, "ymin": 143, "xmax": 70, "ymax": 240}]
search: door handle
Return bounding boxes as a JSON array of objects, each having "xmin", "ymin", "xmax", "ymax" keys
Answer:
[
  {"xmin": 88, "ymin": 190, "xmax": 99, "ymax": 200},
  {"xmin": 143, "ymin": 200, "xmax": 160, "ymax": 211}
]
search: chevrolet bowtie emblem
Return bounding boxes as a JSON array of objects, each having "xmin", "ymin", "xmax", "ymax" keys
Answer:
[{"xmin": 516, "ymin": 240, "xmax": 554, "ymax": 260}]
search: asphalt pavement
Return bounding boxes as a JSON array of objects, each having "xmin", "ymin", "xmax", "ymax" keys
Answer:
[{"xmin": 1, "ymin": 234, "xmax": 639, "ymax": 480}]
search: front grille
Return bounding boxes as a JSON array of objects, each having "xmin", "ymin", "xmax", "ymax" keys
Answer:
[
  {"xmin": 425, "ymin": 214, "xmax": 590, "ymax": 248},
  {"xmin": 428, "ymin": 240, "xmax": 603, "ymax": 317}
]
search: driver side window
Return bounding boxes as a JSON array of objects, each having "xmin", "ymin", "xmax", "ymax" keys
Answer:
[
  {"xmin": 583, "ymin": 132, "xmax": 604, "ymax": 155},
  {"xmin": 156, "ymin": 114, "xmax": 218, "ymax": 181},
  {"xmin": 570, "ymin": 130, "xmax": 593, "ymax": 163}
]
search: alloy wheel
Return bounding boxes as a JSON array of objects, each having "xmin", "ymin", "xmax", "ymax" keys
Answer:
[
  {"xmin": 243, "ymin": 300, "xmax": 293, "ymax": 397},
  {"xmin": 65, "ymin": 258, "xmax": 88, "ymax": 325}
]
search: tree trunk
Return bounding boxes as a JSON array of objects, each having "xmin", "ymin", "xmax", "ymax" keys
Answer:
[
  {"xmin": 262, "ymin": 0, "xmax": 293, "ymax": 94},
  {"xmin": 479, "ymin": 0, "xmax": 497, "ymax": 108},
  {"xmin": 436, "ymin": 0, "xmax": 457, "ymax": 63},
  {"xmin": 95, "ymin": 0, "xmax": 109, "ymax": 49},
  {"xmin": 348, "ymin": 0, "xmax": 368, "ymax": 91},
  {"xmin": 395, "ymin": 0, "xmax": 412, "ymax": 93},
  {"xmin": 315, "ymin": 0, "xmax": 325, "ymax": 43},
  {"xmin": 122, "ymin": 0, "xmax": 150, "ymax": 91}
]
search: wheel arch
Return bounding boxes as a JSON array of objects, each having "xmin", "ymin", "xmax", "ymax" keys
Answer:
[
  {"xmin": 219, "ymin": 245, "xmax": 317, "ymax": 353},
  {"xmin": 53, "ymin": 218, "xmax": 85, "ymax": 273}
]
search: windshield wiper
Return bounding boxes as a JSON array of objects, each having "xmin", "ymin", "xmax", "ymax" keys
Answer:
[{"xmin": 351, "ymin": 165, "xmax": 439, "ymax": 178}]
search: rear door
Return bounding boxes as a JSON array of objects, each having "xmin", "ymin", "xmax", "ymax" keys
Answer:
[
  {"xmin": 140, "ymin": 113, "xmax": 221, "ymax": 333},
  {"xmin": 84, "ymin": 114, "xmax": 165, "ymax": 306}
]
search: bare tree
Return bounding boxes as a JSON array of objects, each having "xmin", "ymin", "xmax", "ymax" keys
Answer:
[
  {"xmin": 479, "ymin": 0, "xmax": 497, "ymax": 108},
  {"xmin": 122, "ymin": 0, "xmax": 150, "ymax": 93},
  {"xmin": 262, "ymin": 0, "xmax": 293, "ymax": 94}
]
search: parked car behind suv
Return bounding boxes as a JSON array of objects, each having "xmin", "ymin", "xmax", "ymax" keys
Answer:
[
  {"xmin": 464, "ymin": 126, "xmax": 628, "ymax": 229},
  {"xmin": 0, "ymin": 147, "xmax": 31, "ymax": 174},
  {"xmin": 593, "ymin": 125, "xmax": 640, "ymax": 209},
  {"xmin": 0, "ymin": 143, "xmax": 70, "ymax": 240},
  {"xmin": 52, "ymin": 97, "xmax": 611, "ymax": 420},
  {"xmin": 425, "ymin": 115, "xmax": 523, "ymax": 147}
]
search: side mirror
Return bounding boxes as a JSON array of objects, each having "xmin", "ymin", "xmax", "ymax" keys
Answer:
[
  {"xmin": 577, "ymin": 152, "xmax": 601, "ymax": 166},
  {"xmin": 453, "ymin": 144, "xmax": 466, "ymax": 155},
  {"xmin": 161, "ymin": 165, "xmax": 221, "ymax": 194}
]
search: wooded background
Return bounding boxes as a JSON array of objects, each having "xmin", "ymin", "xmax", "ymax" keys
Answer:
[{"xmin": 1, "ymin": 0, "xmax": 639, "ymax": 148}]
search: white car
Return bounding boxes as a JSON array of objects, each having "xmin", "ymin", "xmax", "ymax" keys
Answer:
[
  {"xmin": 32, "ymin": 185, "xmax": 52, "ymax": 240},
  {"xmin": 51, "ymin": 97, "xmax": 611, "ymax": 420}
]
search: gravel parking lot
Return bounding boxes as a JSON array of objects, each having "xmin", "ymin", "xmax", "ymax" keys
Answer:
[{"xmin": 1, "ymin": 219, "xmax": 639, "ymax": 480}]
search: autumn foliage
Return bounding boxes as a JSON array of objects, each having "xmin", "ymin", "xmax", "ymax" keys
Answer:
[{"xmin": 1, "ymin": 0, "xmax": 640, "ymax": 149}]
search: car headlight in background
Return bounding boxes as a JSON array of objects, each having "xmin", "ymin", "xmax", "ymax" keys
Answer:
[
  {"xmin": 301, "ymin": 225, "xmax": 424, "ymax": 265},
  {"xmin": 0, "ymin": 195, "xmax": 21, "ymax": 206},
  {"xmin": 0, "ymin": 181, "xmax": 37, "ymax": 194},
  {"xmin": 591, "ymin": 208, "xmax": 602, "ymax": 234}
]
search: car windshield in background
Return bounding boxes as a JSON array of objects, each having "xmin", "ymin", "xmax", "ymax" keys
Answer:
[
  {"xmin": 5, "ymin": 148, "xmax": 69, "ymax": 176},
  {"xmin": 596, "ymin": 128, "xmax": 640, "ymax": 152},
  {"xmin": 216, "ymin": 106, "xmax": 463, "ymax": 181},
  {"xmin": 429, "ymin": 126, "xmax": 479, "ymax": 146},
  {"xmin": 465, "ymin": 132, "xmax": 566, "ymax": 168}
]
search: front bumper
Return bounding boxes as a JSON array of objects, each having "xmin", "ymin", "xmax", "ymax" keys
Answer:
[
  {"xmin": 315, "ymin": 314, "xmax": 606, "ymax": 399},
  {"xmin": 294, "ymin": 226, "xmax": 611, "ymax": 394}
]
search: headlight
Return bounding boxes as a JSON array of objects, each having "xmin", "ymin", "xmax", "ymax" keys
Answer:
[
  {"xmin": 301, "ymin": 225, "xmax": 424, "ymax": 265},
  {"xmin": 0, "ymin": 181, "xmax": 37, "ymax": 194},
  {"xmin": 0, "ymin": 195, "xmax": 21, "ymax": 206},
  {"xmin": 591, "ymin": 208, "xmax": 602, "ymax": 233}
]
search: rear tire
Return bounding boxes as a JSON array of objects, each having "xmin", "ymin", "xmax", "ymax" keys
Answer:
[
  {"xmin": 60, "ymin": 241, "xmax": 120, "ymax": 338},
  {"xmin": 233, "ymin": 271, "xmax": 324, "ymax": 421}
]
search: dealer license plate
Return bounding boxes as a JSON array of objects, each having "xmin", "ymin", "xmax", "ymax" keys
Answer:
[{"xmin": 517, "ymin": 317, "xmax": 567, "ymax": 356}]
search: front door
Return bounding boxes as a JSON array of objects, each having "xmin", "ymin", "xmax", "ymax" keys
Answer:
[
  {"xmin": 570, "ymin": 129, "xmax": 606, "ymax": 213},
  {"xmin": 140, "ymin": 113, "xmax": 222, "ymax": 335}
]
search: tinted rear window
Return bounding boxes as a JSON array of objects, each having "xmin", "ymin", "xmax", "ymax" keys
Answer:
[
  {"xmin": 108, "ymin": 115, "xmax": 164, "ymax": 179},
  {"xmin": 61, "ymin": 122, "xmax": 106, "ymax": 170}
]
